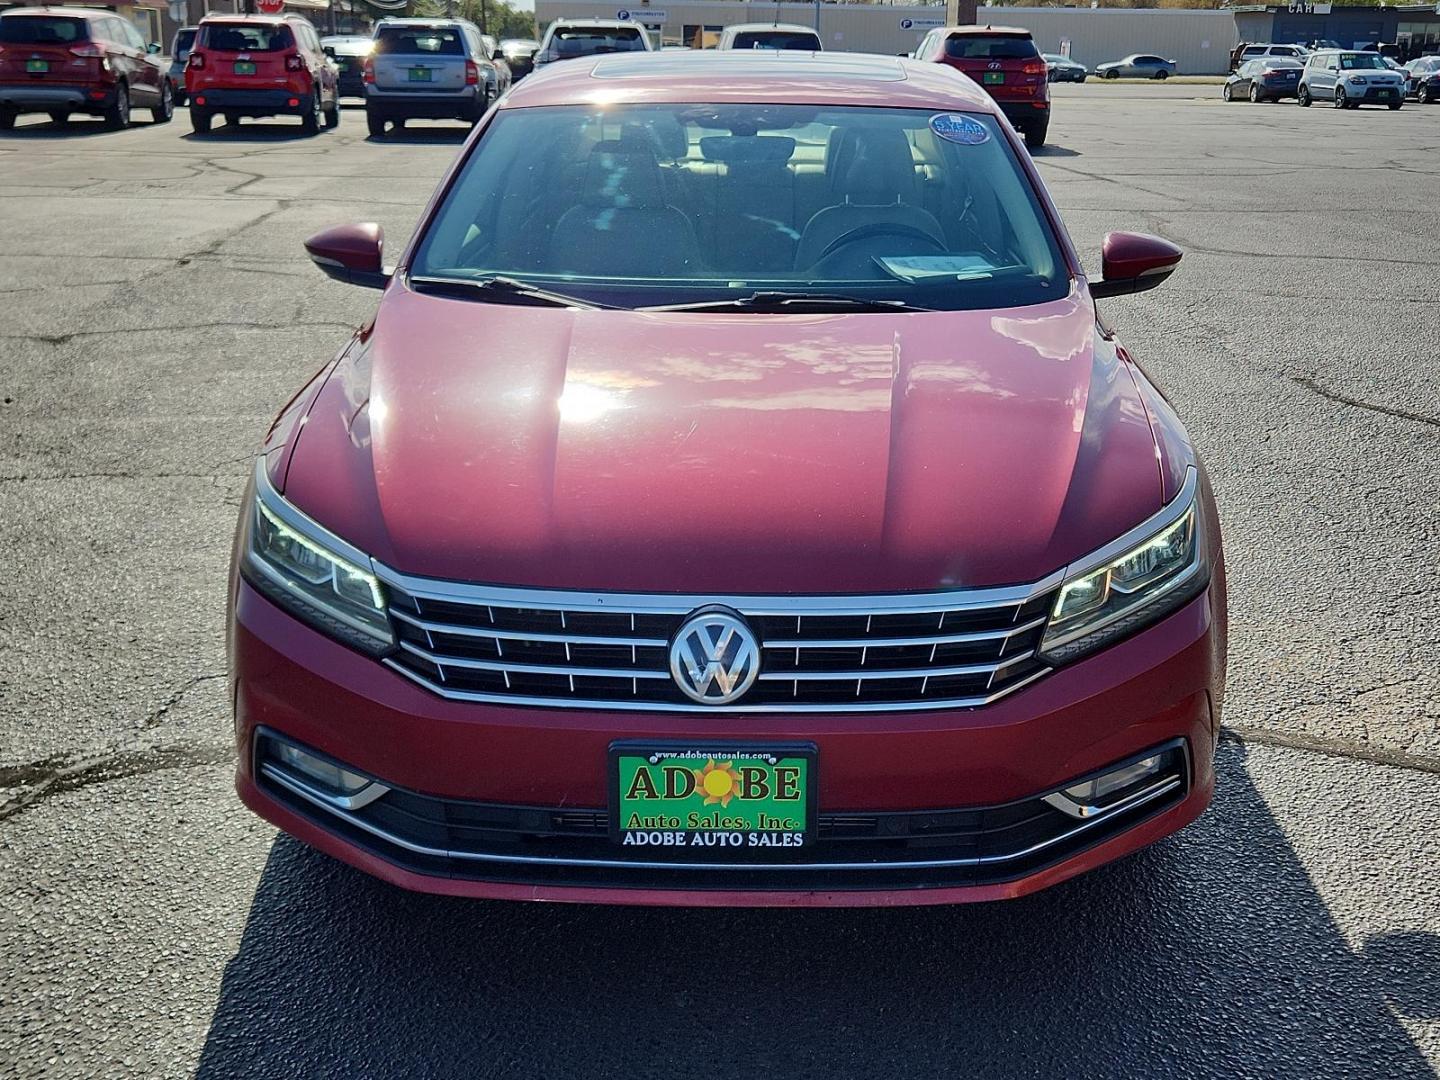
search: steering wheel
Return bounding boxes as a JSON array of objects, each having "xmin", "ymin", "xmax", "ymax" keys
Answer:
[{"xmin": 814, "ymin": 222, "xmax": 948, "ymax": 264}]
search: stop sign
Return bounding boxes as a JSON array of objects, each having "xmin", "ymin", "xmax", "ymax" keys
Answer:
[{"xmin": 255, "ymin": 0, "xmax": 285, "ymax": 14}]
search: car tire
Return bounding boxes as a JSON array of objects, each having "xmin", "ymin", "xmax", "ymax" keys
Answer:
[
  {"xmin": 1077, "ymin": 74, "xmax": 1086, "ymax": 83},
  {"xmin": 0, "ymin": 106, "xmax": 16, "ymax": 130},
  {"xmin": 103, "ymin": 82, "xmax": 130, "ymax": 131},
  {"xmin": 1334, "ymin": 87, "xmax": 1346, "ymax": 109},
  {"xmin": 1249, "ymin": 83, "xmax": 1260, "ymax": 103},
  {"xmin": 1222, "ymin": 83, "xmax": 1233, "ymax": 101},
  {"xmin": 467, "ymin": 87, "xmax": 490, "ymax": 125},
  {"xmin": 174, "ymin": 89, "xmax": 187, "ymax": 106},
  {"xmin": 152, "ymin": 80, "xmax": 174, "ymax": 124},
  {"xmin": 1023, "ymin": 122, "xmax": 1047, "ymax": 151},
  {"xmin": 323, "ymin": 97, "xmax": 340, "ymax": 129},
  {"xmin": 225, "ymin": 112, "xmax": 241, "ymax": 126},
  {"xmin": 1155, "ymin": 69, "xmax": 1169, "ymax": 80},
  {"xmin": 190, "ymin": 108, "xmax": 212, "ymax": 134},
  {"xmin": 48, "ymin": 110, "xmax": 68, "ymax": 126},
  {"xmin": 1388, "ymin": 101, "xmax": 1402, "ymax": 110},
  {"xmin": 1423, "ymin": 86, "xmax": 1436, "ymax": 104},
  {"xmin": 366, "ymin": 109, "xmax": 386, "ymax": 138},
  {"xmin": 1103, "ymin": 69, "xmax": 1118, "ymax": 79},
  {"xmin": 301, "ymin": 90, "xmax": 321, "ymax": 135},
  {"xmin": 1298, "ymin": 85, "xmax": 1311, "ymax": 106}
]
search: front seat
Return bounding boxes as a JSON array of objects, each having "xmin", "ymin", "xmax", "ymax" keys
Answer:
[
  {"xmin": 551, "ymin": 140, "xmax": 703, "ymax": 278},
  {"xmin": 794, "ymin": 127, "xmax": 946, "ymax": 271}
]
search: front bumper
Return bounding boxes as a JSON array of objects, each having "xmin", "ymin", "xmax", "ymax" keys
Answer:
[{"xmin": 231, "ymin": 563, "xmax": 1225, "ymax": 906}]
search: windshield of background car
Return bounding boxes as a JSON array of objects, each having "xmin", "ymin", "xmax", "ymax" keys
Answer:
[
  {"xmin": 412, "ymin": 103, "xmax": 1068, "ymax": 311},
  {"xmin": 174, "ymin": 28, "xmax": 196, "ymax": 53},
  {"xmin": 1264, "ymin": 58, "xmax": 1302, "ymax": 69},
  {"xmin": 550, "ymin": 26, "xmax": 645, "ymax": 56},
  {"xmin": 0, "ymin": 16, "xmax": 88, "ymax": 44},
  {"xmin": 731, "ymin": 31, "xmax": 821, "ymax": 50},
  {"xmin": 944, "ymin": 35, "xmax": 1039, "ymax": 60},
  {"xmin": 199, "ymin": 23, "xmax": 294, "ymax": 51},
  {"xmin": 1339, "ymin": 53, "xmax": 1387, "ymax": 70},
  {"xmin": 374, "ymin": 26, "xmax": 463, "ymax": 55}
]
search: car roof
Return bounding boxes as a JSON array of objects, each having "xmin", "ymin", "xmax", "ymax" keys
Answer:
[
  {"xmin": 945, "ymin": 25, "xmax": 1033, "ymax": 36},
  {"xmin": 549, "ymin": 18, "xmax": 642, "ymax": 28},
  {"xmin": 3, "ymin": 7, "xmax": 114, "ymax": 17},
  {"xmin": 198, "ymin": 12, "xmax": 296, "ymax": 24},
  {"xmin": 725, "ymin": 23, "xmax": 821, "ymax": 34},
  {"xmin": 376, "ymin": 17, "xmax": 469, "ymax": 26},
  {"xmin": 503, "ymin": 51, "xmax": 999, "ymax": 113}
]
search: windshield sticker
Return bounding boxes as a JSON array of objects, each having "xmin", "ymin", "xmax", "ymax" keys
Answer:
[
  {"xmin": 929, "ymin": 113, "xmax": 991, "ymax": 146},
  {"xmin": 875, "ymin": 254, "xmax": 999, "ymax": 282}
]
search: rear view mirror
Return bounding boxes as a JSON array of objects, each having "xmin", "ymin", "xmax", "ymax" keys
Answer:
[
  {"xmin": 304, "ymin": 223, "xmax": 391, "ymax": 290},
  {"xmin": 1090, "ymin": 231, "xmax": 1183, "ymax": 300}
]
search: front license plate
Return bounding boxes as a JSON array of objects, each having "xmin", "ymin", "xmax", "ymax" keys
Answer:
[
  {"xmin": 983, "ymin": 71, "xmax": 1005, "ymax": 84},
  {"xmin": 26, "ymin": 59, "xmax": 49, "ymax": 73},
  {"xmin": 611, "ymin": 743, "xmax": 815, "ymax": 850},
  {"xmin": 233, "ymin": 61, "xmax": 256, "ymax": 75},
  {"xmin": 408, "ymin": 66, "xmax": 431, "ymax": 82}
]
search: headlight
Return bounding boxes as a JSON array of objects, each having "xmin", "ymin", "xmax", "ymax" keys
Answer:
[
  {"xmin": 240, "ymin": 459, "xmax": 394, "ymax": 655},
  {"xmin": 1348, "ymin": 75, "xmax": 1368, "ymax": 84},
  {"xmin": 1039, "ymin": 466, "xmax": 1209, "ymax": 664}
]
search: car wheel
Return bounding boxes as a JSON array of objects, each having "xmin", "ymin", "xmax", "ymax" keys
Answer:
[
  {"xmin": 1222, "ymin": 83, "xmax": 1233, "ymax": 101},
  {"xmin": 1077, "ymin": 74, "xmax": 1086, "ymax": 83},
  {"xmin": 1103, "ymin": 69, "xmax": 1118, "ymax": 79},
  {"xmin": 468, "ymin": 87, "xmax": 490, "ymax": 124},
  {"xmin": 1298, "ymin": 85, "xmax": 1311, "ymax": 106},
  {"xmin": 190, "ymin": 108, "xmax": 212, "ymax": 135},
  {"xmin": 323, "ymin": 96, "xmax": 340, "ymax": 129},
  {"xmin": 1249, "ymin": 83, "xmax": 1260, "ymax": 103},
  {"xmin": 1155, "ymin": 69, "xmax": 1169, "ymax": 80},
  {"xmin": 48, "ymin": 110, "xmax": 69, "ymax": 126},
  {"xmin": 366, "ymin": 109, "xmax": 386, "ymax": 138},
  {"xmin": 225, "ymin": 112, "xmax": 240, "ymax": 127},
  {"xmin": 1423, "ymin": 86, "xmax": 1436, "ymax": 104},
  {"xmin": 103, "ymin": 82, "xmax": 130, "ymax": 130},
  {"xmin": 0, "ymin": 106, "xmax": 16, "ymax": 130},
  {"xmin": 174, "ymin": 89, "xmax": 187, "ymax": 106},
  {"xmin": 1024, "ymin": 122, "xmax": 1047, "ymax": 151},
  {"xmin": 1334, "ymin": 86, "xmax": 1347, "ymax": 109},
  {"xmin": 301, "ymin": 90, "xmax": 321, "ymax": 135},
  {"xmin": 1388, "ymin": 101, "xmax": 1402, "ymax": 110},
  {"xmin": 152, "ymin": 80, "xmax": 174, "ymax": 124}
]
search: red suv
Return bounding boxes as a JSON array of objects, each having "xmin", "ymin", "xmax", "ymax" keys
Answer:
[
  {"xmin": 914, "ymin": 25, "xmax": 1050, "ymax": 150},
  {"xmin": 185, "ymin": 14, "xmax": 338, "ymax": 135},
  {"xmin": 232, "ymin": 53, "xmax": 1224, "ymax": 908},
  {"xmin": 0, "ymin": 7, "xmax": 174, "ymax": 130}
]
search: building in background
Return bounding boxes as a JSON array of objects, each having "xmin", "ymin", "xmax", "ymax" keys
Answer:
[{"xmin": 1231, "ymin": 4, "xmax": 1440, "ymax": 60}]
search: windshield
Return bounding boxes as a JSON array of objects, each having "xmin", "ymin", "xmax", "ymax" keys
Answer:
[
  {"xmin": 0, "ymin": 16, "xmax": 88, "ymax": 44},
  {"xmin": 549, "ymin": 26, "xmax": 645, "ymax": 57},
  {"xmin": 200, "ymin": 23, "xmax": 294, "ymax": 51},
  {"xmin": 412, "ymin": 104, "xmax": 1067, "ymax": 311},
  {"xmin": 944, "ymin": 35, "xmax": 1038, "ymax": 61},
  {"xmin": 1339, "ymin": 53, "xmax": 1387, "ymax": 70},
  {"xmin": 174, "ymin": 28, "xmax": 196, "ymax": 53},
  {"xmin": 374, "ymin": 26, "xmax": 463, "ymax": 55},
  {"xmin": 731, "ymin": 31, "xmax": 820, "ymax": 51}
]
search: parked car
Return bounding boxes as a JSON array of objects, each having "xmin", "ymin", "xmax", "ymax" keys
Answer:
[
  {"xmin": 913, "ymin": 25, "xmax": 1050, "ymax": 149},
  {"xmin": 320, "ymin": 34, "xmax": 372, "ymax": 99},
  {"xmin": 1231, "ymin": 42, "xmax": 1307, "ymax": 71},
  {"xmin": 1297, "ymin": 49, "xmax": 1404, "ymax": 109},
  {"xmin": 716, "ymin": 23, "xmax": 822, "ymax": 51},
  {"xmin": 240, "ymin": 51, "xmax": 1225, "ymax": 908},
  {"xmin": 364, "ymin": 18, "xmax": 508, "ymax": 137},
  {"xmin": 498, "ymin": 36, "xmax": 539, "ymax": 80},
  {"xmin": 169, "ymin": 25, "xmax": 196, "ymax": 105},
  {"xmin": 533, "ymin": 19, "xmax": 653, "ymax": 67},
  {"xmin": 1095, "ymin": 54, "xmax": 1177, "ymax": 79},
  {"xmin": 1043, "ymin": 53, "xmax": 1086, "ymax": 82},
  {"xmin": 186, "ymin": 14, "xmax": 339, "ymax": 134},
  {"xmin": 0, "ymin": 6, "xmax": 173, "ymax": 130},
  {"xmin": 1403, "ymin": 55, "xmax": 1440, "ymax": 103},
  {"xmin": 1223, "ymin": 57, "xmax": 1302, "ymax": 102}
]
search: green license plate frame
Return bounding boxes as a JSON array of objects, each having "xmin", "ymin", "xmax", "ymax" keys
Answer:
[
  {"xmin": 610, "ymin": 742, "xmax": 817, "ymax": 850},
  {"xmin": 26, "ymin": 59, "xmax": 49, "ymax": 73},
  {"xmin": 233, "ymin": 60, "xmax": 256, "ymax": 75}
]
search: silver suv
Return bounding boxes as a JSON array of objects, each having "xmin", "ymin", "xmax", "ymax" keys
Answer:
[
  {"xmin": 364, "ymin": 18, "xmax": 510, "ymax": 138},
  {"xmin": 1297, "ymin": 49, "xmax": 1404, "ymax": 109}
]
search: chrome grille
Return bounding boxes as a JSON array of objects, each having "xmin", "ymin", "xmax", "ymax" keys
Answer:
[{"xmin": 375, "ymin": 567, "xmax": 1061, "ymax": 713}]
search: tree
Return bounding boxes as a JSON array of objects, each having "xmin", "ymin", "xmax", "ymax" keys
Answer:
[{"xmin": 409, "ymin": 0, "xmax": 538, "ymax": 38}]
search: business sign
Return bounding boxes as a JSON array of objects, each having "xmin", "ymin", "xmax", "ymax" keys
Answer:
[
  {"xmin": 900, "ymin": 17, "xmax": 945, "ymax": 30},
  {"xmin": 1286, "ymin": 2, "xmax": 1332, "ymax": 13},
  {"xmin": 616, "ymin": 8, "xmax": 667, "ymax": 23}
]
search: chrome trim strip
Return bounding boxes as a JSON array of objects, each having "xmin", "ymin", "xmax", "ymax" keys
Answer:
[
  {"xmin": 763, "ymin": 617, "xmax": 1047, "ymax": 650},
  {"xmin": 391, "ymin": 608, "xmax": 668, "ymax": 648},
  {"xmin": 397, "ymin": 640, "xmax": 672, "ymax": 680},
  {"xmin": 755, "ymin": 651, "xmax": 1032, "ymax": 682},
  {"xmin": 260, "ymin": 762, "xmax": 391, "ymax": 811},
  {"xmin": 1058, "ymin": 466, "xmax": 1198, "ymax": 582},
  {"xmin": 251, "ymin": 457, "xmax": 377, "ymax": 572},
  {"xmin": 382, "ymin": 658, "xmax": 1053, "ymax": 712},
  {"xmin": 1040, "ymin": 774, "xmax": 1179, "ymax": 820},
  {"xmin": 374, "ymin": 563, "xmax": 1066, "ymax": 617},
  {"xmin": 266, "ymin": 766, "xmax": 1182, "ymax": 872}
]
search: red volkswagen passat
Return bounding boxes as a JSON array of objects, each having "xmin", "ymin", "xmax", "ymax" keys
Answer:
[{"xmin": 229, "ymin": 52, "xmax": 1226, "ymax": 907}]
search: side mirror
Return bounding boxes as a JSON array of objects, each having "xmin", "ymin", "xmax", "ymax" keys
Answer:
[
  {"xmin": 1090, "ymin": 231, "xmax": 1182, "ymax": 300},
  {"xmin": 323, "ymin": 45, "xmax": 337, "ymax": 58},
  {"xmin": 147, "ymin": 42, "xmax": 162, "ymax": 54},
  {"xmin": 303, "ymin": 222, "xmax": 391, "ymax": 290}
]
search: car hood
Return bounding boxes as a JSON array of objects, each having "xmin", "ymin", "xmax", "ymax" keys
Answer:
[{"xmin": 280, "ymin": 285, "xmax": 1166, "ymax": 593}]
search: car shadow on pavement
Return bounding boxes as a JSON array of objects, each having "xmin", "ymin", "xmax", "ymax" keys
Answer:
[
  {"xmin": 366, "ymin": 127, "xmax": 472, "ymax": 145},
  {"xmin": 1031, "ymin": 144, "xmax": 1081, "ymax": 158},
  {"xmin": 181, "ymin": 123, "xmax": 326, "ymax": 144},
  {"xmin": 194, "ymin": 740, "xmax": 1437, "ymax": 1080},
  {"xmin": 0, "ymin": 119, "xmax": 121, "ymax": 139}
]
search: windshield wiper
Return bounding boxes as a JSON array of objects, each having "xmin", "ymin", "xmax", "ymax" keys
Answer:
[
  {"xmin": 641, "ymin": 291, "xmax": 933, "ymax": 313},
  {"xmin": 410, "ymin": 275, "xmax": 613, "ymax": 310}
]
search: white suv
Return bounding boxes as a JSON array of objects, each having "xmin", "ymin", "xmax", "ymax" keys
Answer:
[
  {"xmin": 535, "ymin": 19, "xmax": 652, "ymax": 67},
  {"xmin": 1297, "ymin": 49, "xmax": 1404, "ymax": 109}
]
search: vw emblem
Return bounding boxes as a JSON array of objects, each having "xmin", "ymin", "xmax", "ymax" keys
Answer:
[{"xmin": 669, "ymin": 607, "xmax": 761, "ymax": 706}]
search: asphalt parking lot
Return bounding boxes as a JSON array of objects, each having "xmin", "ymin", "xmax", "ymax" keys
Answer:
[{"xmin": 1, "ymin": 83, "xmax": 1438, "ymax": 1077}]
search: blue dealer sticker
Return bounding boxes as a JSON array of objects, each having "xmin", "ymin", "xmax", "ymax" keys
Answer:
[{"xmin": 929, "ymin": 113, "xmax": 991, "ymax": 146}]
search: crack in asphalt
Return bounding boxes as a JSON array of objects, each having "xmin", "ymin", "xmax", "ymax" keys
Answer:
[
  {"xmin": 0, "ymin": 318, "xmax": 357, "ymax": 346},
  {"xmin": 1220, "ymin": 725, "xmax": 1440, "ymax": 778},
  {"xmin": 1291, "ymin": 375, "xmax": 1440, "ymax": 430},
  {"xmin": 0, "ymin": 741, "xmax": 233, "ymax": 823}
]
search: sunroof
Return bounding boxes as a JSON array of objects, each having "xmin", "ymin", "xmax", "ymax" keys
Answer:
[{"xmin": 591, "ymin": 53, "xmax": 908, "ymax": 81}]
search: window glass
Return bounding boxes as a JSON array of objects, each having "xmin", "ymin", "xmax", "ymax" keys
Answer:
[
  {"xmin": 731, "ymin": 31, "xmax": 820, "ymax": 51},
  {"xmin": 174, "ymin": 27, "xmax": 196, "ymax": 53},
  {"xmin": 0, "ymin": 14, "xmax": 88, "ymax": 43},
  {"xmin": 413, "ymin": 103, "xmax": 1068, "ymax": 312},
  {"xmin": 548, "ymin": 25, "xmax": 644, "ymax": 57},
  {"xmin": 374, "ymin": 25, "xmax": 463, "ymax": 54},
  {"xmin": 943, "ymin": 34, "xmax": 1038, "ymax": 60},
  {"xmin": 200, "ymin": 23, "xmax": 295, "ymax": 51},
  {"xmin": 1338, "ymin": 53, "xmax": 1386, "ymax": 70}
]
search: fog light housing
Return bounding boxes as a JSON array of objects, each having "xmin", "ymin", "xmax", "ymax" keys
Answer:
[
  {"xmin": 261, "ymin": 733, "xmax": 389, "ymax": 809},
  {"xmin": 1042, "ymin": 746, "xmax": 1181, "ymax": 819}
]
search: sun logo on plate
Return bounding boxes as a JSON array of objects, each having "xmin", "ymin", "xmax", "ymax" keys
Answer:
[{"xmin": 693, "ymin": 759, "xmax": 742, "ymax": 807}]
